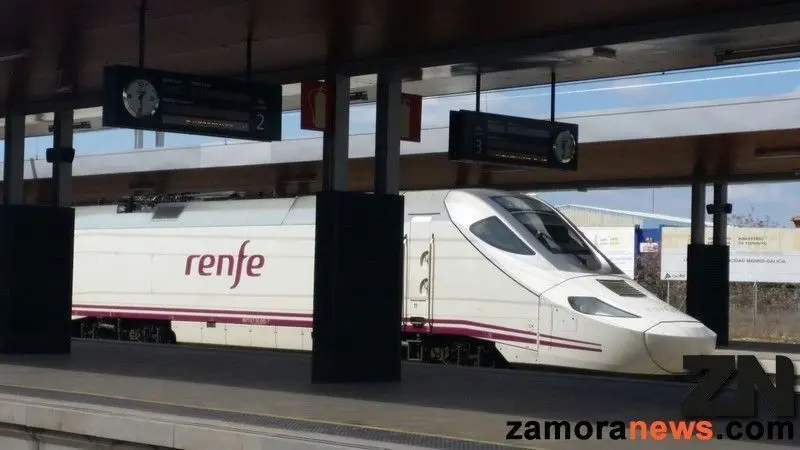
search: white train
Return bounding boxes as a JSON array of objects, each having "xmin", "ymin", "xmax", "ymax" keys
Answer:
[{"xmin": 71, "ymin": 188, "xmax": 717, "ymax": 375}]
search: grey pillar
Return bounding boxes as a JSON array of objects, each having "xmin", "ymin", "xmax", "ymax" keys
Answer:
[
  {"xmin": 1, "ymin": 108, "xmax": 75, "ymax": 355},
  {"xmin": 51, "ymin": 109, "xmax": 74, "ymax": 207},
  {"xmin": 712, "ymin": 182, "xmax": 728, "ymax": 245},
  {"xmin": 312, "ymin": 69, "xmax": 404, "ymax": 383},
  {"xmin": 374, "ymin": 71, "xmax": 402, "ymax": 195},
  {"xmin": 686, "ymin": 180, "xmax": 731, "ymax": 347},
  {"xmin": 3, "ymin": 113, "xmax": 25, "ymax": 205},
  {"xmin": 134, "ymin": 129, "xmax": 144, "ymax": 149},
  {"xmin": 690, "ymin": 180, "xmax": 706, "ymax": 244},
  {"xmin": 155, "ymin": 131, "xmax": 165, "ymax": 147},
  {"xmin": 321, "ymin": 72, "xmax": 350, "ymax": 191}
]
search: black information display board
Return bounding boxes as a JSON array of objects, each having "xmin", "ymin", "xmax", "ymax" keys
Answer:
[
  {"xmin": 448, "ymin": 110, "xmax": 579, "ymax": 171},
  {"xmin": 102, "ymin": 65, "xmax": 282, "ymax": 141}
]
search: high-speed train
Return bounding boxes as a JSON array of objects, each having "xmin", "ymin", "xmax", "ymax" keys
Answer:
[{"xmin": 71, "ymin": 188, "xmax": 717, "ymax": 375}]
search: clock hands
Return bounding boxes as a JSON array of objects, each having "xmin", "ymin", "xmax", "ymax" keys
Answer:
[
  {"xmin": 137, "ymin": 89, "xmax": 146, "ymax": 116},
  {"xmin": 123, "ymin": 79, "xmax": 159, "ymax": 118}
]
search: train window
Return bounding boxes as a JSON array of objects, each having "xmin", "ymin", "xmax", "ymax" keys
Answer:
[
  {"xmin": 469, "ymin": 216, "xmax": 535, "ymax": 255},
  {"xmin": 492, "ymin": 196, "xmax": 589, "ymax": 255},
  {"xmin": 491, "ymin": 195, "xmax": 622, "ymax": 274}
]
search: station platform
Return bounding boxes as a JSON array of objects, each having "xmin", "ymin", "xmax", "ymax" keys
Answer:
[{"xmin": 0, "ymin": 339, "xmax": 797, "ymax": 449}]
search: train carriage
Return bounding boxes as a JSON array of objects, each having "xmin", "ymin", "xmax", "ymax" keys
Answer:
[{"xmin": 71, "ymin": 188, "xmax": 716, "ymax": 375}]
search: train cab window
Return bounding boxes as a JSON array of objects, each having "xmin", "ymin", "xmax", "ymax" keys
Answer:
[
  {"xmin": 491, "ymin": 194, "xmax": 623, "ymax": 273},
  {"xmin": 492, "ymin": 195, "xmax": 589, "ymax": 255},
  {"xmin": 469, "ymin": 216, "xmax": 534, "ymax": 255}
]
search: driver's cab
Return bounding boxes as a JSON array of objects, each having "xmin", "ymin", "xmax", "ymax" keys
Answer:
[{"xmin": 465, "ymin": 191, "xmax": 625, "ymax": 276}]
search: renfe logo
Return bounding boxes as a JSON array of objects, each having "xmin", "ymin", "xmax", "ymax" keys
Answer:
[{"xmin": 185, "ymin": 240, "xmax": 265, "ymax": 289}]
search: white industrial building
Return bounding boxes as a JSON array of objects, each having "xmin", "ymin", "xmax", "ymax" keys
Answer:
[{"xmin": 555, "ymin": 204, "xmax": 712, "ymax": 228}]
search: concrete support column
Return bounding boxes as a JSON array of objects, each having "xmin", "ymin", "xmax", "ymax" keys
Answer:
[
  {"xmin": 155, "ymin": 131, "xmax": 164, "ymax": 147},
  {"xmin": 321, "ymin": 72, "xmax": 349, "ymax": 191},
  {"xmin": 374, "ymin": 71, "xmax": 402, "ymax": 195},
  {"xmin": 311, "ymin": 69, "xmax": 404, "ymax": 384},
  {"xmin": 0, "ymin": 108, "xmax": 75, "ymax": 354},
  {"xmin": 712, "ymin": 182, "xmax": 728, "ymax": 245},
  {"xmin": 3, "ymin": 112, "xmax": 25, "ymax": 205},
  {"xmin": 686, "ymin": 179, "xmax": 730, "ymax": 347},
  {"xmin": 50, "ymin": 109, "xmax": 74, "ymax": 208},
  {"xmin": 134, "ymin": 129, "xmax": 144, "ymax": 149},
  {"xmin": 690, "ymin": 180, "xmax": 706, "ymax": 244}
]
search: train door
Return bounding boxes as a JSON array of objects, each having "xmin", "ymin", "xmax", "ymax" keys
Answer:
[{"xmin": 404, "ymin": 215, "xmax": 435, "ymax": 333}]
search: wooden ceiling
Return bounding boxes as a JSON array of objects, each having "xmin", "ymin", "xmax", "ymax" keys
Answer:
[
  {"xmin": 5, "ymin": 0, "xmax": 800, "ymax": 204},
  {"xmin": 3, "ymin": 0, "xmax": 800, "ymax": 116}
]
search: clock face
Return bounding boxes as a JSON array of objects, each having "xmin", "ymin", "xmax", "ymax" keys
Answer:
[
  {"xmin": 122, "ymin": 79, "xmax": 160, "ymax": 118},
  {"xmin": 552, "ymin": 130, "xmax": 577, "ymax": 164}
]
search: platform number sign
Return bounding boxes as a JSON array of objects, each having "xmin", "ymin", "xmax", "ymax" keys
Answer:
[
  {"xmin": 681, "ymin": 355, "xmax": 796, "ymax": 418},
  {"xmin": 102, "ymin": 65, "xmax": 282, "ymax": 142},
  {"xmin": 474, "ymin": 124, "xmax": 484, "ymax": 155},
  {"xmin": 447, "ymin": 110, "xmax": 579, "ymax": 171},
  {"xmin": 255, "ymin": 98, "xmax": 268, "ymax": 132}
]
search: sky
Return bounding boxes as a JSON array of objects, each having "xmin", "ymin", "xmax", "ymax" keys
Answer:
[{"xmin": 8, "ymin": 58, "xmax": 800, "ymax": 227}]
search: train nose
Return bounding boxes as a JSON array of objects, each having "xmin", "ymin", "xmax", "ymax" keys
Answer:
[{"xmin": 643, "ymin": 322, "xmax": 717, "ymax": 374}]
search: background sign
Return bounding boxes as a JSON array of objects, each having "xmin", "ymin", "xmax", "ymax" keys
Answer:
[
  {"xmin": 300, "ymin": 81, "xmax": 422, "ymax": 142},
  {"xmin": 447, "ymin": 110, "xmax": 579, "ymax": 170},
  {"xmin": 660, "ymin": 226, "xmax": 800, "ymax": 283},
  {"xmin": 579, "ymin": 226, "xmax": 636, "ymax": 278},
  {"xmin": 300, "ymin": 81, "xmax": 331, "ymax": 131},
  {"xmin": 48, "ymin": 121, "xmax": 92, "ymax": 133},
  {"xmin": 102, "ymin": 65, "xmax": 282, "ymax": 141}
]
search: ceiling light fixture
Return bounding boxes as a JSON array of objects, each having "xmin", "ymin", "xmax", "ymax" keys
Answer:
[
  {"xmin": 592, "ymin": 47, "xmax": 616, "ymax": 60},
  {"xmin": 715, "ymin": 44, "xmax": 800, "ymax": 64},
  {"xmin": 753, "ymin": 146, "xmax": 800, "ymax": 160}
]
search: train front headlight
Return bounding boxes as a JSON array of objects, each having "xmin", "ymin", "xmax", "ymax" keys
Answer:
[{"xmin": 568, "ymin": 296, "xmax": 639, "ymax": 318}]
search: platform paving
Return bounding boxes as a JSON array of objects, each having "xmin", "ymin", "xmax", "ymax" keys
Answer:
[{"xmin": 0, "ymin": 339, "xmax": 796, "ymax": 449}]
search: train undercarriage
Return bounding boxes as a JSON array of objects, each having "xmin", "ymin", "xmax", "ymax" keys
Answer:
[
  {"xmin": 401, "ymin": 333, "xmax": 510, "ymax": 368},
  {"xmin": 72, "ymin": 317, "xmax": 510, "ymax": 368},
  {"xmin": 73, "ymin": 317, "xmax": 176, "ymax": 345},
  {"xmin": 72, "ymin": 318, "xmax": 706, "ymax": 382}
]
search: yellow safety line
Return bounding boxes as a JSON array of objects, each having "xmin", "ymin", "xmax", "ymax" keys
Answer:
[{"xmin": 0, "ymin": 382, "xmax": 545, "ymax": 450}]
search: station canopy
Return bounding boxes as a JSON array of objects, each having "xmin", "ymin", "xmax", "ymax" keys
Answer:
[{"xmin": 2, "ymin": 0, "xmax": 800, "ymax": 121}]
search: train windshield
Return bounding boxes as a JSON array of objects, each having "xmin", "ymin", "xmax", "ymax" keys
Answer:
[{"xmin": 490, "ymin": 195, "xmax": 622, "ymax": 274}]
